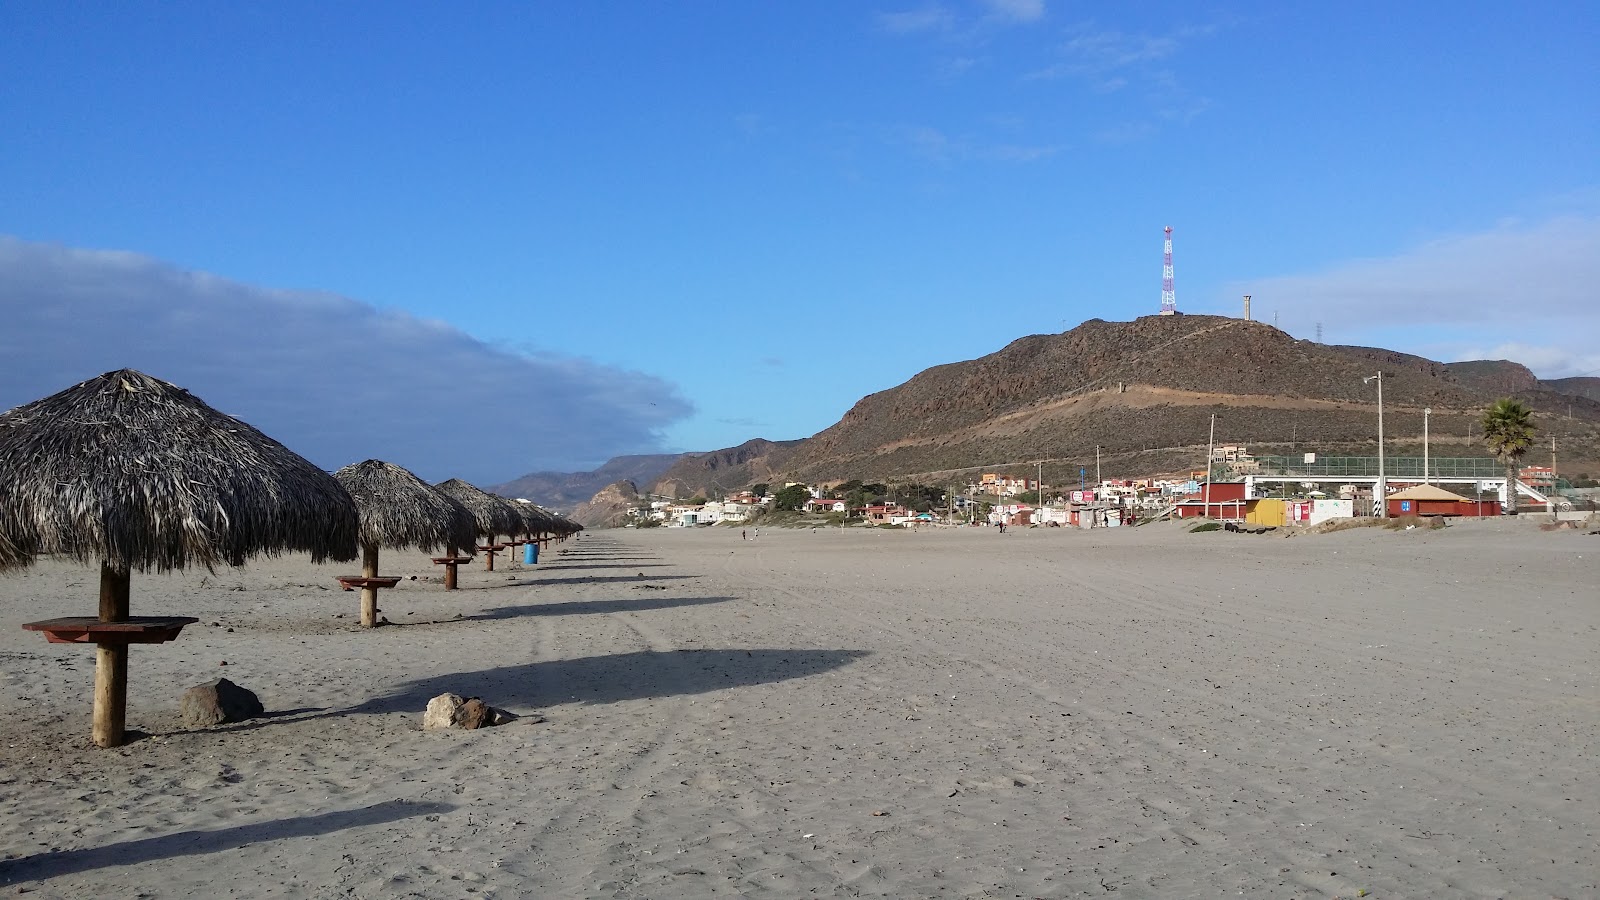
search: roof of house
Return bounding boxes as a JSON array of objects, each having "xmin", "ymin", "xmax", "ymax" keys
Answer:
[{"xmin": 1387, "ymin": 484, "xmax": 1470, "ymax": 502}]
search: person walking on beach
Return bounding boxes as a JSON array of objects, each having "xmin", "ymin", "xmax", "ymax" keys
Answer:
[{"xmin": 742, "ymin": 529, "xmax": 747, "ymax": 540}]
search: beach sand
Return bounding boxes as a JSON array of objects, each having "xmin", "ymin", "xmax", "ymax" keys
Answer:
[{"xmin": 0, "ymin": 519, "xmax": 1595, "ymax": 897}]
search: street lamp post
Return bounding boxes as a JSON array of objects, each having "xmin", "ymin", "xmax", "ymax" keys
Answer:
[
  {"xmin": 1364, "ymin": 373, "xmax": 1386, "ymax": 517},
  {"xmin": 1423, "ymin": 407, "xmax": 1432, "ymax": 484},
  {"xmin": 1205, "ymin": 413, "xmax": 1216, "ymax": 518}
]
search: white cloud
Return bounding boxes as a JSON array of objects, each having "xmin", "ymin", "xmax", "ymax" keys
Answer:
[
  {"xmin": 1228, "ymin": 216, "xmax": 1600, "ymax": 379},
  {"xmin": 1448, "ymin": 343, "xmax": 1600, "ymax": 380},
  {"xmin": 0, "ymin": 238, "xmax": 694, "ymax": 485}
]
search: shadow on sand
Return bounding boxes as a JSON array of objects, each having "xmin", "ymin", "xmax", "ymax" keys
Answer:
[
  {"xmin": 532, "ymin": 562, "xmax": 674, "ymax": 572},
  {"xmin": 467, "ymin": 594, "xmax": 735, "ymax": 621},
  {"xmin": 339, "ymin": 648, "xmax": 870, "ymax": 715},
  {"xmin": 512, "ymin": 573, "xmax": 701, "ymax": 588},
  {"xmin": 540, "ymin": 556, "xmax": 661, "ymax": 565},
  {"xmin": 0, "ymin": 799, "xmax": 453, "ymax": 882}
]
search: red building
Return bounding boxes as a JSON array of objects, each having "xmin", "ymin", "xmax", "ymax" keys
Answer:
[
  {"xmin": 1386, "ymin": 483, "xmax": 1500, "ymax": 517},
  {"xmin": 1174, "ymin": 481, "xmax": 1248, "ymax": 519}
]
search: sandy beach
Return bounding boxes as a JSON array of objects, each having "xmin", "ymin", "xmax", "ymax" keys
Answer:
[{"xmin": 1, "ymin": 519, "xmax": 1595, "ymax": 898}]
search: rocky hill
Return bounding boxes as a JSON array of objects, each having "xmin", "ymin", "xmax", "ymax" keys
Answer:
[
  {"xmin": 768, "ymin": 315, "xmax": 1600, "ymax": 487},
  {"xmin": 647, "ymin": 438, "xmax": 804, "ymax": 500},
  {"xmin": 1543, "ymin": 376, "xmax": 1600, "ymax": 404},
  {"xmin": 571, "ymin": 480, "xmax": 642, "ymax": 529},
  {"xmin": 490, "ymin": 453, "xmax": 686, "ymax": 512},
  {"xmin": 576, "ymin": 315, "xmax": 1600, "ymax": 512}
]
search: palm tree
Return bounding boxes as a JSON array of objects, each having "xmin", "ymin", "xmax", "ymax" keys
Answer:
[{"xmin": 1480, "ymin": 398, "xmax": 1536, "ymax": 514}]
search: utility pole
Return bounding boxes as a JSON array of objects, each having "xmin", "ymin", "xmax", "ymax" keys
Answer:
[
  {"xmin": 1551, "ymin": 436, "xmax": 1558, "ymax": 521},
  {"xmin": 1095, "ymin": 445, "xmax": 1101, "ymax": 486},
  {"xmin": 1423, "ymin": 407, "xmax": 1432, "ymax": 484},
  {"xmin": 1364, "ymin": 373, "xmax": 1386, "ymax": 517}
]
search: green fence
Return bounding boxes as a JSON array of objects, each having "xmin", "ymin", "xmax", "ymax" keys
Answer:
[{"xmin": 1249, "ymin": 456, "xmax": 1504, "ymax": 479}]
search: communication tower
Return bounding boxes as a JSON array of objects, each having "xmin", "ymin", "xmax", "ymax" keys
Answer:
[{"xmin": 1159, "ymin": 226, "xmax": 1177, "ymax": 315}]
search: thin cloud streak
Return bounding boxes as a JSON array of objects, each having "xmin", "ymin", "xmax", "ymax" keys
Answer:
[
  {"xmin": 894, "ymin": 124, "xmax": 1059, "ymax": 165},
  {"xmin": 1024, "ymin": 20, "xmax": 1223, "ymax": 140},
  {"xmin": 980, "ymin": 0, "xmax": 1046, "ymax": 24},
  {"xmin": 1228, "ymin": 217, "xmax": 1600, "ymax": 379},
  {"xmin": 878, "ymin": 5, "xmax": 956, "ymax": 34},
  {"xmin": 0, "ymin": 238, "xmax": 694, "ymax": 484},
  {"xmin": 880, "ymin": 0, "xmax": 1045, "ymax": 37}
]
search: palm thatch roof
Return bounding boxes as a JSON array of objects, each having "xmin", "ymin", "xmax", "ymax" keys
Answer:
[
  {"xmin": 511, "ymin": 499, "xmax": 560, "ymax": 534},
  {"xmin": 334, "ymin": 460, "xmax": 479, "ymax": 553},
  {"xmin": 0, "ymin": 369, "xmax": 359, "ymax": 573},
  {"xmin": 528, "ymin": 501, "xmax": 579, "ymax": 536},
  {"xmin": 433, "ymin": 478, "xmax": 524, "ymax": 538}
]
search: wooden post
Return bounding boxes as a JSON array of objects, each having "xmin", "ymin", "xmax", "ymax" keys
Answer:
[
  {"xmin": 444, "ymin": 546, "xmax": 459, "ymax": 591},
  {"xmin": 93, "ymin": 564, "xmax": 131, "ymax": 748},
  {"xmin": 359, "ymin": 542, "xmax": 380, "ymax": 627}
]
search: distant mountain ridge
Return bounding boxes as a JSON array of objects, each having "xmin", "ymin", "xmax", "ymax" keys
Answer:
[
  {"xmin": 490, "ymin": 453, "xmax": 686, "ymax": 512},
  {"xmin": 647, "ymin": 438, "xmax": 806, "ymax": 500}
]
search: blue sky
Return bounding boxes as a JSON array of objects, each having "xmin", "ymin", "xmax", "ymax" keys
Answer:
[{"xmin": 2, "ymin": 2, "xmax": 1596, "ymax": 484}]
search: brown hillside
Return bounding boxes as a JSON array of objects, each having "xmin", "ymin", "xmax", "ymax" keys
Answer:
[
  {"xmin": 571, "ymin": 480, "xmax": 640, "ymax": 529},
  {"xmin": 770, "ymin": 315, "xmax": 1600, "ymax": 485},
  {"xmin": 648, "ymin": 438, "xmax": 804, "ymax": 500},
  {"xmin": 605, "ymin": 316, "xmax": 1600, "ymax": 502},
  {"xmin": 1542, "ymin": 376, "xmax": 1600, "ymax": 404},
  {"xmin": 1443, "ymin": 360, "xmax": 1539, "ymax": 395}
]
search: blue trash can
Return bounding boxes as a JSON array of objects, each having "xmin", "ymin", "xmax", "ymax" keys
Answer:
[{"xmin": 524, "ymin": 542, "xmax": 538, "ymax": 564}]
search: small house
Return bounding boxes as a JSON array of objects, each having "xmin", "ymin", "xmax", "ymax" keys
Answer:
[{"xmin": 1385, "ymin": 483, "xmax": 1498, "ymax": 517}]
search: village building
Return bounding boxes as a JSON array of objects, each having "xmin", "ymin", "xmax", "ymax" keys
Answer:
[
  {"xmin": 978, "ymin": 474, "xmax": 1036, "ymax": 497},
  {"xmin": 862, "ymin": 502, "xmax": 910, "ymax": 524},
  {"xmin": 1385, "ymin": 483, "xmax": 1500, "ymax": 517},
  {"xmin": 804, "ymin": 498, "xmax": 847, "ymax": 513}
]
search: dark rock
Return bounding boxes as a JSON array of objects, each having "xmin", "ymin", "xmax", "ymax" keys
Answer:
[
  {"xmin": 457, "ymin": 698, "xmax": 491, "ymax": 729},
  {"xmin": 423, "ymin": 693, "xmax": 514, "ymax": 730},
  {"xmin": 181, "ymin": 677, "xmax": 264, "ymax": 728}
]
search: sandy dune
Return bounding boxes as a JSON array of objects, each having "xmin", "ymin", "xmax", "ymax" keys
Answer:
[{"xmin": 1, "ymin": 519, "xmax": 1595, "ymax": 897}]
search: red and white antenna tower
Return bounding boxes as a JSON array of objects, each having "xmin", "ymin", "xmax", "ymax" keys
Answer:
[{"xmin": 1159, "ymin": 225, "xmax": 1177, "ymax": 315}]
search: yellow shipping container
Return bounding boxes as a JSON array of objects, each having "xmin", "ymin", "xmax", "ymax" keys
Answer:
[{"xmin": 1246, "ymin": 498, "xmax": 1287, "ymax": 527}]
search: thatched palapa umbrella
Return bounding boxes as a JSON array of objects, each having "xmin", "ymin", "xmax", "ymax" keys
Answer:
[
  {"xmin": 0, "ymin": 369, "xmax": 359, "ymax": 747},
  {"xmin": 333, "ymin": 460, "xmax": 478, "ymax": 626},
  {"xmin": 433, "ymin": 479, "xmax": 523, "ymax": 572},
  {"xmin": 512, "ymin": 499, "xmax": 552, "ymax": 540},
  {"xmin": 510, "ymin": 499, "xmax": 562, "ymax": 561}
]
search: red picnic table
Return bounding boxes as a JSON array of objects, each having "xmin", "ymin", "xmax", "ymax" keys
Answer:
[
  {"xmin": 430, "ymin": 556, "xmax": 473, "ymax": 590},
  {"xmin": 23, "ymin": 616, "xmax": 198, "ymax": 644}
]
